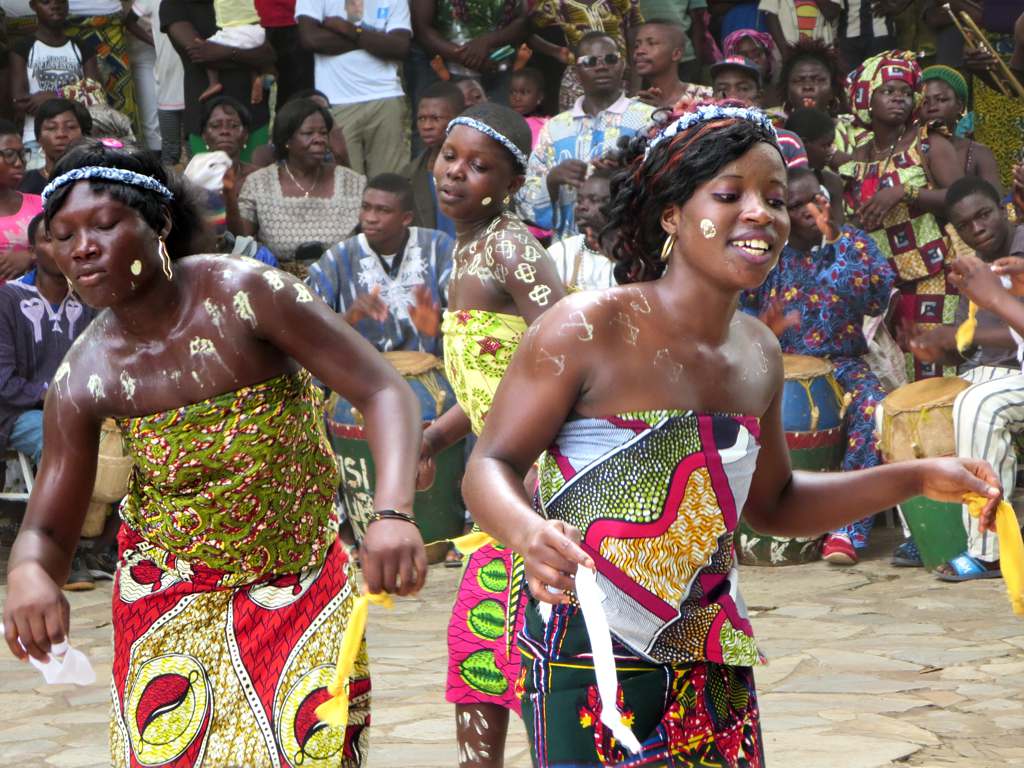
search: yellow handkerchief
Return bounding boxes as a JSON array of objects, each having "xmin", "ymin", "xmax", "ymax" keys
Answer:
[
  {"xmin": 316, "ymin": 592, "xmax": 394, "ymax": 726},
  {"xmin": 449, "ymin": 530, "xmax": 496, "ymax": 556},
  {"xmin": 964, "ymin": 493, "xmax": 1024, "ymax": 616},
  {"xmin": 956, "ymin": 301, "xmax": 979, "ymax": 353}
]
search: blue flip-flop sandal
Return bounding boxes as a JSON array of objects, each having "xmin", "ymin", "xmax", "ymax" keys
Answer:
[{"xmin": 936, "ymin": 552, "xmax": 1002, "ymax": 582}]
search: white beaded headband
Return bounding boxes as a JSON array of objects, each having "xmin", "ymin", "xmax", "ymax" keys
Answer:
[
  {"xmin": 645, "ymin": 105, "xmax": 778, "ymax": 159},
  {"xmin": 446, "ymin": 116, "xmax": 529, "ymax": 171},
  {"xmin": 42, "ymin": 166, "xmax": 175, "ymax": 205}
]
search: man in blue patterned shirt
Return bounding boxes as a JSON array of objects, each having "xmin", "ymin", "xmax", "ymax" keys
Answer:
[{"xmin": 518, "ymin": 31, "xmax": 655, "ymax": 238}]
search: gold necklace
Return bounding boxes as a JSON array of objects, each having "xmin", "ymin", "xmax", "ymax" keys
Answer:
[{"xmin": 283, "ymin": 161, "xmax": 321, "ymax": 198}]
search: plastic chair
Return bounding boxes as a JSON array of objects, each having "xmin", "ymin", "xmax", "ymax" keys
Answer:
[{"xmin": 0, "ymin": 451, "xmax": 34, "ymax": 501}]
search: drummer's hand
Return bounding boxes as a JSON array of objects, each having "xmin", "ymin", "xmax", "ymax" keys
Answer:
[
  {"xmin": 760, "ymin": 300, "xmax": 801, "ymax": 338},
  {"xmin": 992, "ymin": 257, "xmax": 1024, "ymax": 297},
  {"xmin": 949, "ymin": 252, "xmax": 1008, "ymax": 311},
  {"xmin": 904, "ymin": 322, "xmax": 954, "ymax": 362},
  {"xmin": 345, "ymin": 286, "xmax": 388, "ymax": 325},
  {"xmin": 359, "ymin": 518, "xmax": 428, "ymax": 596},
  {"xmin": 523, "ymin": 519, "xmax": 593, "ymax": 606},
  {"xmin": 3, "ymin": 562, "xmax": 70, "ymax": 662},
  {"xmin": 415, "ymin": 442, "xmax": 436, "ymax": 492},
  {"xmin": 919, "ymin": 457, "xmax": 1002, "ymax": 532},
  {"xmin": 408, "ymin": 285, "xmax": 441, "ymax": 338}
]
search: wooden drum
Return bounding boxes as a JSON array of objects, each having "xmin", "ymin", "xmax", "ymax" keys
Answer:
[
  {"xmin": 880, "ymin": 377, "xmax": 970, "ymax": 569},
  {"xmin": 81, "ymin": 419, "xmax": 133, "ymax": 537},
  {"xmin": 736, "ymin": 354, "xmax": 847, "ymax": 566},
  {"xmin": 325, "ymin": 351, "xmax": 465, "ymax": 563}
]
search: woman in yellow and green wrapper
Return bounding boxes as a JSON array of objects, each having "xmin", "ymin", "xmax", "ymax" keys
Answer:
[
  {"xmin": 839, "ymin": 50, "xmax": 965, "ymax": 382},
  {"xmin": 417, "ymin": 102, "xmax": 566, "ymax": 767},
  {"xmin": 1, "ymin": 140, "xmax": 427, "ymax": 767}
]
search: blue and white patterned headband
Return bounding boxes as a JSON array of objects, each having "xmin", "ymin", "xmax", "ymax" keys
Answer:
[
  {"xmin": 42, "ymin": 166, "xmax": 175, "ymax": 205},
  {"xmin": 446, "ymin": 116, "xmax": 529, "ymax": 171},
  {"xmin": 645, "ymin": 105, "xmax": 778, "ymax": 159}
]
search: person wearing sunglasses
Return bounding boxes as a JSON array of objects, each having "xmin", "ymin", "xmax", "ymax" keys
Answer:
[
  {"xmin": 518, "ymin": 31, "xmax": 655, "ymax": 240},
  {"xmin": 0, "ymin": 121, "xmax": 42, "ymax": 281}
]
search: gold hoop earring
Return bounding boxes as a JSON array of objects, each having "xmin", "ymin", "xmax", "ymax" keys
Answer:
[
  {"xmin": 159, "ymin": 237, "xmax": 173, "ymax": 281},
  {"xmin": 660, "ymin": 234, "xmax": 676, "ymax": 262},
  {"xmin": 503, "ymin": 195, "xmax": 510, "ymax": 205}
]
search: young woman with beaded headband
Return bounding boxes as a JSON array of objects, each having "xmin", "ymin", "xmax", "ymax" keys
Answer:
[
  {"xmin": 462, "ymin": 102, "xmax": 1003, "ymax": 766},
  {"xmin": 414, "ymin": 102, "xmax": 565, "ymax": 767},
  {"xmin": 3, "ymin": 140, "xmax": 429, "ymax": 766}
]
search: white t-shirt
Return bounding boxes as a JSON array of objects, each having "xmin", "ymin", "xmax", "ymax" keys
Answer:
[
  {"xmin": 132, "ymin": 0, "xmax": 184, "ymax": 110},
  {"xmin": 548, "ymin": 234, "xmax": 616, "ymax": 292},
  {"xmin": 293, "ymin": 0, "xmax": 410, "ymax": 106},
  {"xmin": 20, "ymin": 39, "xmax": 87, "ymax": 143}
]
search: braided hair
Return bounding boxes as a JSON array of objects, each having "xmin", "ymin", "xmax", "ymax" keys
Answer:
[{"xmin": 604, "ymin": 101, "xmax": 781, "ymax": 285}]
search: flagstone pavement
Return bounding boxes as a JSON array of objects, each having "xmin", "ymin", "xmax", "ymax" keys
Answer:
[{"xmin": 2, "ymin": 527, "xmax": 1023, "ymax": 768}]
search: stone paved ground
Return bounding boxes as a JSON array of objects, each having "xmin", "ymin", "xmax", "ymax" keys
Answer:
[{"xmin": 2, "ymin": 526, "xmax": 1024, "ymax": 767}]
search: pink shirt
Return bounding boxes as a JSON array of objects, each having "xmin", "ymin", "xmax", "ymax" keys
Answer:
[
  {"xmin": 526, "ymin": 115, "xmax": 549, "ymax": 150},
  {"xmin": 0, "ymin": 193, "xmax": 43, "ymax": 264}
]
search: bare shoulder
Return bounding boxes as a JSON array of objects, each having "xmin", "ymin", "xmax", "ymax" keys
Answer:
[
  {"xmin": 734, "ymin": 310, "xmax": 784, "ymax": 376},
  {"xmin": 185, "ymin": 254, "xmax": 313, "ymax": 306},
  {"xmin": 49, "ymin": 310, "xmax": 116, "ymax": 419}
]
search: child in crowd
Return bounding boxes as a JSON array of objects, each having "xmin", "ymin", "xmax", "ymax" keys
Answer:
[
  {"xmin": 509, "ymin": 66, "xmax": 551, "ymax": 243},
  {"xmin": 10, "ymin": 0, "xmax": 100, "ymax": 147},
  {"xmin": 200, "ymin": 0, "xmax": 270, "ymax": 103},
  {"xmin": 785, "ymin": 106, "xmax": 844, "ymax": 228},
  {"xmin": 454, "ymin": 77, "xmax": 486, "ymax": 107}
]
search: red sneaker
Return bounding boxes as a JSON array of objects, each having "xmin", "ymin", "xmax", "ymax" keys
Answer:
[{"xmin": 822, "ymin": 533, "xmax": 857, "ymax": 565}]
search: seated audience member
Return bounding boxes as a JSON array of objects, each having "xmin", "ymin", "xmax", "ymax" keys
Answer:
[
  {"xmin": 19, "ymin": 98, "xmax": 92, "ymax": 195},
  {"xmin": 0, "ymin": 121, "xmax": 42, "ymax": 280},
  {"xmin": 401, "ymin": 81, "xmax": 465, "ymax": 235},
  {"xmin": 920, "ymin": 65, "xmax": 1002, "ymax": 195},
  {"xmin": 711, "ymin": 57, "xmax": 809, "ymax": 168},
  {"xmin": 509, "ymin": 67, "xmax": 549, "ymax": 145},
  {"xmin": 722, "ymin": 28, "xmax": 782, "ymax": 106},
  {"xmin": 307, "ymin": 173, "xmax": 453, "ymax": 360},
  {"xmin": 519, "ymin": 31, "xmax": 655, "ymax": 238},
  {"xmin": 161, "ymin": 0, "xmax": 275, "ymax": 155},
  {"xmin": 785, "ymin": 106, "xmax": 844, "ymax": 222},
  {"xmin": 455, "ymin": 77, "xmax": 487, "ymax": 107},
  {"xmin": 779, "ymin": 38, "xmax": 857, "ymax": 159},
  {"xmin": 11, "ymin": 0, "xmax": 100, "ymax": 150},
  {"xmin": 906, "ymin": 177, "xmax": 1024, "ymax": 581},
  {"xmin": 547, "ymin": 167, "xmax": 616, "ymax": 291},
  {"xmin": 250, "ymin": 89, "xmax": 350, "ymax": 168},
  {"xmin": 740, "ymin": 166, "xmax": 896, "ymax": 564},
  {"xmin": 200, "ymin": 96, "xmax": 258, "ymax": 188},
  {"xmin": 228, "ymin": 98, "xmax": 365, "ymax": 274},
  {"xmin": 633, "ymin": 18, "xmax": 713, "ymax": 108},
  {"xmin": 0, "ymin": 214, "xmax": 96, "ymax": 588}
]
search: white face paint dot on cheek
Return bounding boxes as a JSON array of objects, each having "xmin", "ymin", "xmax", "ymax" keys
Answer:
[{"xmin": 130, "ymin": 260, "xmax": 143, "ymax": 276}]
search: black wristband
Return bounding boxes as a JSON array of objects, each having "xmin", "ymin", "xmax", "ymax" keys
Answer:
[{"xmin": 366, "ymin": 509, "xmax": 418, "ymax": 528}]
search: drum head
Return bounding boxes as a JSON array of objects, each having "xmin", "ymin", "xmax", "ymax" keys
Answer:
[
  {"xmin": 782, "ymin": 353, "xmax": 833, "ymax": 381},
  {"xmin": 884, "ymin": 377, "xmax": 970, "ymax": 414}
]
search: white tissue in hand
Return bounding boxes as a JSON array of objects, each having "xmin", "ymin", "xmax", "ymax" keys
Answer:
[{"xmin": 26, "ymin": 639, "xmax": 96, "ymax": 685}]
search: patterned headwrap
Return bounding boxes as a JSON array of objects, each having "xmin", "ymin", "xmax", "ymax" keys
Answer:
[
  {"xmin": 646, "ymin": 103, "xmax": 778, "ymax": 159},
  {"xmin": 921, "ymin": 64, "xmax": 968, "ymax": 104},
  {"xmin": 846, "ymin": 50, "xmax": 922, "ymax": 128},
  {"xmin": 447, "ymin": 115, "xmax": 530, "ymax": 172},
  {"xmin": 42, "ymin": 166, "xmax": 175, "ymax": 205},
  {"xmin": 723, "ymin": 29, "xmax": 779, "ymax": 80}
]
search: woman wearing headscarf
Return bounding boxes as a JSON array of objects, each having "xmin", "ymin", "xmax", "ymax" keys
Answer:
[{"xmin": 722, "ymin": 28, "xmax": 782, "ymax": 107}]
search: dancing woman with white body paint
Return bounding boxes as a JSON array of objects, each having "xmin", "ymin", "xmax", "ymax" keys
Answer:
[
  {"xmin": 2, "ymin": 139, "xmax": 426, "ymax": 766},
  {"xmin": 462, "ymin": 102, "xmax": 1004, "ymax": 767}
]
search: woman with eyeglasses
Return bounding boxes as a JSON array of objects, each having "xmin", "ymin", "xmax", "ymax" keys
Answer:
[
  {"xmin": 528, "ymin": 0, "xmax": 643, "ymax": 109},
  {"xmin": 0, "ymin": 121, "xmax": 42, "ymax": 280}
]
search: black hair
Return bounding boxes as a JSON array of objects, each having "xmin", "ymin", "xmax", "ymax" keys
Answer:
[
  {"xmin": 200, "ymin": 95, "xmax": 253, "ymax": 133},
  {"xmin": 510, "ymin": 66, "xmax": 545, "ymax": 93},
  {"xmin": 272, "ymin": 99, "xmax": 334, "ymax": 161},
  {"xmin": 0, "ymin": 119, "xmax": 18, "ymax": 138},
  {"xmin": 27, "ymin": 213, "xmax": 44, "ymax": 246},
  {"xmin": 453, "ymin": 103, "xmax": 532, "ymax": 173},
  {"xmin": 365, "ymin": 173, "xmax": 414, "ymax": 212},
  {"xmin": 780, "ymin": 39, "xmax": 845, "ymax": 114},
  {"xmin": 605, "ymin": 101, "xmax": 781, "ymax": 284},
  {"xmin": 587, "ymin": 165, "xmax": 615, "ymax": 183},
  {"xmin": 946, "ymin": 175, "xmax": 1003, "ymax": 211},
  {"xmin": 636, "ymin": 17, "xmax": 686, "ymax": 49},
  {"xmin": 44, "ymin": 139, "xmax": 207, "ymax": 260},
  {"xmin": 787, "ymin": 165, "xmax": 819, "ymax": 185},
  {"xmin": 420, "ymin": 81, "xmax": 467, "ymax": 115},
  {"xmin": 575, "ymin": 30, "xmax": 617, "ymax": 57},
  {"xmin": 33, "ymin": 98, "xmax": 92, "ymax": 140},
  {"xmin": 784, "ymin": 107, "xmax": 835, "ymax": 143},
  {"xmin": 289, "ymin": 87, "xmax": 330, "ymax": 104}
]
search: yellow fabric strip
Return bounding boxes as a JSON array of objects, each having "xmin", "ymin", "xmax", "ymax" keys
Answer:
[
  {"xmin": 448, "ymin": 530, "xmax": 497, "ymax": 556},
  {"xmin": 965, "ymin": 493, "xmax": 1024, "ymax": 616},
  {"xmin": 316, "ymin": 593, "xmax": 394, "ymax": 727},
  {"xmin": 956, "ymin": 301, "xmax": 978, "ymax": 353}
]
